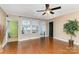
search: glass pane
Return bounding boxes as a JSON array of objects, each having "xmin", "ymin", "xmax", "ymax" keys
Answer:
[
  {"xmin": 22, "ymin": 20, "xmax": 30, "ymax": 34},
  {"xmin": 39, "ymin": 21, "xmax": 46, "ymax": 36},
  {"xmin": 32, "ymin": 20, "xmax": 39, "ymax": 33}
]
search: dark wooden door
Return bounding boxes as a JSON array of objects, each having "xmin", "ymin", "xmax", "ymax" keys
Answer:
[{"xmin": 49, "ymin": 22, "xmax": 53, "ymax": 37}]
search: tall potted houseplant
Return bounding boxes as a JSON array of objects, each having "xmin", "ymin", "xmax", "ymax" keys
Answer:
[{"xmin": 64, "ymin": 19, "xmax": 79, "ymax": 47}]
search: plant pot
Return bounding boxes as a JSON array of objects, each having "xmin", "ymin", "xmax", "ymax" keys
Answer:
[{"xmin": 69, "ymin": 39, "xmax": 74, "ymax": 47}]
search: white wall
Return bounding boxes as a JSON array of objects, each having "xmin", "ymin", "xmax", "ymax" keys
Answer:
[
  {"xmin": 18, "ymin": 17, "xmax": 49, "ymax": 41},
  {"xmin": 4, "ymin": 15, "xmax": 49, "ymax": 42},
  {"xmin": 18, "ymin": 17, "xmax": 40, "ymax": 41},
  {"xmin": 53, "ymin": 10, "xmax": 79, "ymax": 45},
  {"xmin": 3, "ymin": 15, "xmax": 49, "ymax": 42}
]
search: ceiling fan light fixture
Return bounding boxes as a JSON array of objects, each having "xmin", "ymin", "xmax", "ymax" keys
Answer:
[
  {"xmin": 36, "ymin": 4, "xmax": 61, "ymax": 15},
  {"xmin": 46, "ymin": 10, "xmax": 50, "ymax": 14}
]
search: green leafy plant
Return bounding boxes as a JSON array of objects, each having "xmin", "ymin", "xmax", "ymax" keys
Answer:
[{"xmin": 64, "ymin": 19, "xmax": 79, "ymax": 40}]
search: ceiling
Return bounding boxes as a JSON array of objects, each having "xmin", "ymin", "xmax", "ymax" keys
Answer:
[{"xmin": 0, "ymin": 4, "xmax": 79, "ymax": 20}]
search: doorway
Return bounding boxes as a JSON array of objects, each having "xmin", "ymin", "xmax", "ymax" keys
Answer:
[
  {"xmin": 49, "ymin": 22, "xmax": 53, "ymax": 37},
  {"xmin": 8, "ymin": 20, "xmax": 18, "ymax": 42}
]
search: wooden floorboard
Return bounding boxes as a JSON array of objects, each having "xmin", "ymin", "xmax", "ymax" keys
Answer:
[{"xmin": 0, "ymin": 37, "xmax": 79, "ymax": 54}]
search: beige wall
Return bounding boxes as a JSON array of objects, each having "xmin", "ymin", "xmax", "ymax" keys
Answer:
[
  {"xmin": 0, "ymin": 7, "xmax": 6, "ymax": 43},
  {"xmin": 53, "ymin": 10, "xmax": 79, "ymax": 45}
]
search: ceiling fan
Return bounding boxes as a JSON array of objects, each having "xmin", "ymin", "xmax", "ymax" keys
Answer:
[{"xmin": 37, "ymin": 4, "xmax": 61, "ymax": 15}]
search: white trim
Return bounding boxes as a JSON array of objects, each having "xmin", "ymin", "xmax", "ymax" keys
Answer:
[
  {"xmin": 53, "ymin": 37, "xmax": 68, "ymax": 42},
  {"xmin": 53, "ymin": 37, "xmax": 79, "ymax": 45},
  {"xmin": 74, "ymin": 42, "xmax": 79, "ymax": 45},
  {"xmin": 2, "ymin": 17, "xmax": 9, "ymax": 48},
  {"xmin": 2, "ymin": 41, "xmax": 7, "ymax": 48},
  {"xmin": 19, "ymin": 37, "xmax": 40, "ymax": 41},
  {"xmin": 8, "ymin": 40, "xmax": 18, "ymax": 42},
  {"xmin": 18, "ymin": 36, "xmax": 48, "ymax": 41}
]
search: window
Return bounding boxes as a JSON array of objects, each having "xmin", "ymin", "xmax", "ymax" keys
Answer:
[
  {"xmin": 21, "ymin": 18, "xmax": 46, "ymax": 35},
  {"xmin": 39, "ymin": 21, "xmax": 46, "ymax": 35},
  {"xmin": 31, "ymin": 20, "xmax": 39, "ymax": 33},
  {"xmin": 22, "ymin": 20, "xmax": 30, "ymax": 34}
]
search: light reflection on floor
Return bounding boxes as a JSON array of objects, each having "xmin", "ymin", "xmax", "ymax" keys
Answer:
[{"xmin": 0, "ymin": 37, "xmax": 79, "ymax": 54}]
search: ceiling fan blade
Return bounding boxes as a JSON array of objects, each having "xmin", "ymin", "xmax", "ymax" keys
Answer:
[
  {"xmin": 37, "ymin": 10, "xmax": 45, "ymax": 12},
  {"xmin": 45, "ymin": 4, "xmax": 49, "ymax": 10},
  {"xmin": 51, "ymin": 6, "xmax": 61, "ymax": 10},
  {"xmin": 42, "ymin": 12, "xmax": 46, "ymax": 15},
  {"xmin": 50, "ymin": 11, "xmax": 54, "ymax": 14}
]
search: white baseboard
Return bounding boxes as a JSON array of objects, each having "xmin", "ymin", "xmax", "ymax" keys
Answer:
[
  {"xmin": 17, "ymin": 36, "xmax": 48, "ymax": 42},
  {"xmin": 53, "ymin": 37, "xmax": 68, "ymax": 42},
  {"xmin": 6, "ymin": 35, "xmax": 48, "ymax": 42},
  {"xmin": 74, "ymin": 42, "xmax": 79, "ymax": 45},
  {"xmin": 53, "ymin": 37, "xmax": 79, "ymax": 45},
  {"xmin": 8, "ymin": 40, "xmax": 18, "ymax": 42},
  {"xmin": 18, "ymin": 37, "xmax": 40, "ymax": 41},
  {"xmin": 2, "ymin": 41, "xmax": 7, "ymax": 48}
]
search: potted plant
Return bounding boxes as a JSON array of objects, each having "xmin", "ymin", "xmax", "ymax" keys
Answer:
[{"xmin": 63, "ymin": 19, "xmax": 79, "ymax": 47}]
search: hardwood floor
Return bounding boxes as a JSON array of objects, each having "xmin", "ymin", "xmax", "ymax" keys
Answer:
[{"xmin": 0, "ymin": 37, "xmax": 79, "ymax": 54}]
